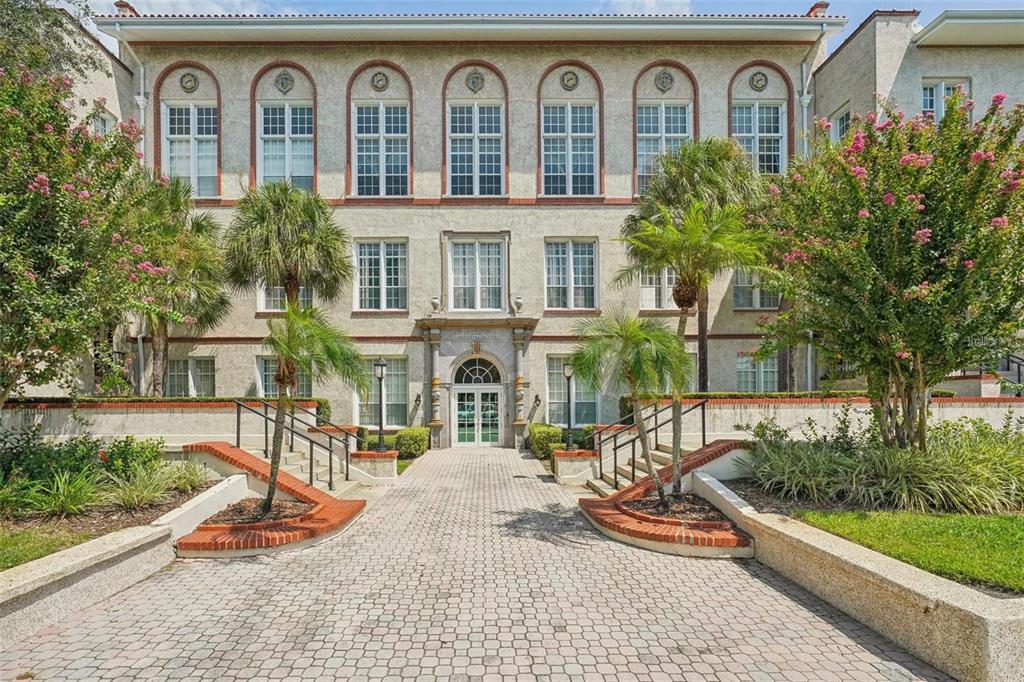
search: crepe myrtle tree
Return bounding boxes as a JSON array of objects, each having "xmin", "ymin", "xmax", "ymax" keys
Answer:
[
  {"xmin": 759, "ymin": 90, "xmax": 1024, "ymax": 450},
  {"xmin": 0, "ymin": 66, "xmax": 153, "ymax": 407}
]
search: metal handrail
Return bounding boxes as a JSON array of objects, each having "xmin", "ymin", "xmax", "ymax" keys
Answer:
[
  {"xmin": 596, "ymin": 402, "xmax": 670, "ymax": 479},
  {"xmin": 1003, "ymin": 354, "xmax": 1024, "ymax": 396},
  {"xmin": 596, "ymin": 399, "xmax": 708, "ymax": 483},
  {"xmin": 279, "ymin": 400, "xmax": 369, "ymax": 473},
  {"xmin": 233, "ymin": 398, "xmax": 349, "ymax": 490}
]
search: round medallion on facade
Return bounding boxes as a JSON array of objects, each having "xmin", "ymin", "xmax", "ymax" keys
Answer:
[
  {"xmin": 179, "ymin": 72, "xmax": 199, "ymax": 93},
  {"xmin": 560, "ymin": 70, "xmax": 579, "ymax": 91},
  {"xmin": 465, "ymin": 69, "xmax": 485, "ymax": 93},
  {"xmin": 370, "ymin": 71, "xmax": 390, "ymax": 92},
  {"xmin": 654, "ymin": 70, "xmax": 674, "ymax": 93},
  {"xmin": 274, "ymin": 70, "xmax": 295, "ymax": 94},
  {"xmin": 749, "ymin": 71, "xmax": 769, "ymax": 92}
]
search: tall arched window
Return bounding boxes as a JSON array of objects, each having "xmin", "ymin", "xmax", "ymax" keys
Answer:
[
  {"xmin": 537, "ymin": 61, "xmax": 603, "ymax": 197},
  {"xmin": 728, "ymin": 61, "xmax": 794, "ymax": 175},
  {"xmin": 633, "ymin": 61, "xmax": 698, "ymax": 193},
  {"xmin": 443, "ymin": 61, "xmax": 509, "ymax": 197},
  {"xmin": 155, "ymin": 62, "xmax": 221, "ymax": 198},
  {"xmin": 252, "ymin": 62, "xmax": 316, "ymax": 191},
  {"xmin": 348, "ymin": 62, "xmax": 412, "ymax": 197}
]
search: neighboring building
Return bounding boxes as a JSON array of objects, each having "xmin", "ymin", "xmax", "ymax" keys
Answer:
[{"xmin": 78, "ymin": 3, "xmax": 1021, "ymax": 448}]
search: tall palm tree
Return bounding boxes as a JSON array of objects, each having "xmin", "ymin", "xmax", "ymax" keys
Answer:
[
  {"xmin": 570, "ymin": 311, "xmax": 692, "ymax": 509},
  {"xmin": 223, "ymin": 182, "xmax": 357, "ymax": 514},
  {"xmin": 140, "ymin": 176, "xmax": 230, "ymax": 396},
  {"xmin": 261, "ymin": 304, "xmax": 368, "ymax": 512}
]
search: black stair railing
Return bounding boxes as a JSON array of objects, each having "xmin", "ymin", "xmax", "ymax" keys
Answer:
[{"xmin": 1003, "ymin": 354, "xmax": 1024, "ymax": 396}]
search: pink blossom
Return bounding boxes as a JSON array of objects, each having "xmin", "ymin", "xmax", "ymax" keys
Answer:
[
  {"xmin": 61, "ymin": 183, "xmax": 75, "ymax": 191},
  {"xmin": 963, "ymin": 259, "xmax": 975, "ymax": 270},
  {"xmin": 816, "ymin": 117, "xmax": 832, "ymax": 131},
  {"xmin": 128, "ymin": 273, "xmax": 139, "ymax": 283},
  {"xmin": 990, "ymin": 216, "xmax": 1009, "ymax": 229},
  {"xmin": 42, "ymin": 123, "xmax": 53, "ymax": 133},
  {"xmin": 79, "ymin": 218, "xmax": 90, "ymax": 227},
  {"xmin": 78, "ymin": 190, "xmax": 91, "ymax": 200},
  {"xmin": 963, "ymin": 99, "xmax": 975, "ymax": 111},
  {"xmin": 916, "ymin": 204, "xmax": 926, "ymax": 212},
  {"xmin": 142, "ymin": 296, "xmax": 155, "ymax": 304},
  {"xmin": 112, "ymin": 233, "xmax": 122, "ymax": 242},
  {"xmin": 782, "ymin": 249, "xmax": 810, "ymax": 264},
  {"xmin": 132, "ymin": 244, "xmax": 143, "ymax": 255},
  {"xmin": 883, "ymin": 193, "xmax": 896, "ymax": 206},
  {"xmin": 792, "ymin": 173, "xmax": 804, "ymax": 183},
  {"xmin": 847, "ymin": 131, "xmax": 866, "ymax": 155},
  {"xmin": 159, "ymin": 175, "xmax": 170, "ymax": 186},
  {"xmin": 183, "ymin": 315, "xmax": 198, "ymax": 326},
  {"xmin": 857, "ymin": 209, "xmax": 871, "ymax": 218},
  {"xmin": 913, "ymin": 228, "xmax": 932, "ymax": 245},
  {"xmin": 899, "ymin": 153, "xmax": 917, "ymax": 166},
  {"xmin": 875, "ymin": 119, "xmax": 894, "ymax": 132},
  {"xmin": 135, "ymin": 150, "xmax": 144, "ymax": 159},
  {"xmin": 27, "ymin": 173, "xmax": 50, "ymax": 194},
  {"xmin": 866, "ymin": 113, "xmax": 877, "ymax": 125},
  {"xmin": 850, "ymin": 166, "xmax": 868, "ymax": 180},
  {"xmin": 969, "ymin": 150, "xmax": 996, "ymax": 166},
  {"xmin": 768, "ymin": 184, "xmax": 781, "ymax": 195},
  {"xmin": 23, "ymin": 270, "xmax": 37, "ymax": 282},
  {"xmin": 0, "ymin": 67, "xmax": 5, "ymax": 79},
  {"xmin": 896, "ymin": 351, "xmax": 911, "ymax": 360}
]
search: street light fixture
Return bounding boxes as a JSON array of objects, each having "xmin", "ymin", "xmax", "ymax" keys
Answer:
[
  {"xmin": 562, "ymin": 362, "xmax": 575, "ymax": 451},
  {"xmin": 373, "ymin": 358, "xmax": 387, "ymax": 451}
]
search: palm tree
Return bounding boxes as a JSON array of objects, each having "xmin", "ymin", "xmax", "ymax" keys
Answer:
[
  {"xmin": 223, "ymin": 182, "xmax": 357, "ymax": 514},
  {"xmin": 261, "ymin": 304, "xmax": 369, "ymax": 513},
  {"xmin": 140, "ymin": 176, "xmax": 230, "ymax": 396},
  {"xmin": 570, "ymin": 311, "xmax": 692, "ymax": 509}
]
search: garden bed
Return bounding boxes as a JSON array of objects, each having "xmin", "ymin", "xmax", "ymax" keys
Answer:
[
  {"xmin": 621, "ymin": 492, "xmax": 730, "ymax": 523},
  {"xmin": 203, "ymin": 498, "xmax": 313, "ymax": 525}
]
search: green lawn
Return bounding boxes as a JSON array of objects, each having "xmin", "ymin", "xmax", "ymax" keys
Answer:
[
  {"xmin": 0, "ymin": 527, "xmax": 93, "ymax": 571},
  {"xmin": 795, "ymin": 510, "xmax": 1024, "ymax": 594},
  {"xmin": 397, "ymin": 459, "xmax": 414, "ymax": 475}
]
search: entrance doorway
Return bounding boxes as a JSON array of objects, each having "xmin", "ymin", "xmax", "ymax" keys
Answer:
[{"xmin": 452, "ymin": 358, "xmax": 503, "ymax": 447}]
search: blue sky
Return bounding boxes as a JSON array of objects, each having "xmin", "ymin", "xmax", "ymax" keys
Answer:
[{"xmin": 88, "ymin": 1, "xmax": 1024, "ymax": 54}]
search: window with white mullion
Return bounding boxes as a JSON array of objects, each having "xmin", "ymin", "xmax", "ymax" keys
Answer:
[
  {"xmin": 546, "ymin": 356, "xmax": 598, "ymax": 426},
  {"xmin": 450, "ymin": 241, "xmax": 504, "ymax": 311},
  {"xmin": 448, "ymin": 102, "xmax": 503, "ymax": 196},
  {"xmin": 354, "ymin": 101, "xmax": 408, "ymax": 196},
  {"xmin": 636, "ymin": 101, "xmax": 690, "ymax": 192},
  {"xmin": 922, "ymin": 78, "xmax": 970, "ymax": 121},
  {"xmin": 259, "ymin": 102, "xmax": 313, "ymax": 191},
  {"xmin": 733, "ymin": 270, "xmax": 780, "ymax": 310},
  {"xmin": 736, "ymin": 353, "xmax": 779, "ymax": 392},
  {"xmin": 545, "ymin": 240, "xmax": 596, "ymax": 309},
  {"xmin": 164, "ymin": 102, "xmax": 218, "ymax": 198},
  {"xmin": 640, "ymin": 267, "xmax": 677, "ymax": 310},
  {"xmin": 542, "ymin": 102, "xmax": 597, "ymax": 196},
  {"xmin": 356, "ymin": 241, "xmax": 407, "ymax": 310},
  {"xmin": 358, "ymin": 357, "xmax": 408, "ymax": 427},
  {"xmin": 731, "ymin": 101, "xmax": 785, "ymax": 175}
]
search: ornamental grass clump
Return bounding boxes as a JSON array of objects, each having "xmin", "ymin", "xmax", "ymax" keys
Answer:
[{"xmin": 103, "ymin": 462, "xmax": 176, "ymax": 510}]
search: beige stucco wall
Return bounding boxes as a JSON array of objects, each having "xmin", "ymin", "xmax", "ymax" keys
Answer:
[
  {"xmin": 71, "ymin": 38, "xmax": 135, "ymax": 127},
  {"xmin": 813, "ymin": 16, "xmax": 879, "ymax": 124}
]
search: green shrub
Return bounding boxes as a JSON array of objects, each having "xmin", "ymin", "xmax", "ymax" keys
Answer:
[
  {"xmin": 314, "ymin": 398, "xmax": 332, "ymax": 425},
  {"xmin": 29, "ymin": 469, "xmax": 100, "ymax": 517},
  {"xmin": 528, "ymin": 423, "xmax": 563, "ymax": 459},
  {"xmin": 103, "ymin": 462, "xmax": 175, "ymax": 510},
  {"xmin": 572, "ymin": 424, "xmax": 596, "ymax": 450},
  {"xmin": 100, "ymin": 436, "xmax": 164, "ymax": 477},
  {"xmin": 395, "ymin": 427, "xmax": 430, "ymax": 459},
  {"xmin": 0, "ymin": 477, "xmax": 35, "ymax": 518},
  {"xmin": 356, "ymin": 426, "xmax": 370, "ymax": 447},
  {"xmin": 170, "ymin": 458, "xmax": 208, "ymax": 494}
]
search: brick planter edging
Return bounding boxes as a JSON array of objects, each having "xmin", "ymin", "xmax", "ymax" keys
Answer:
[
  {"xmin": 579, "ymin": 439, "xmax": 752, "ymax": 552},
  {"xmin": 553, "ymin": 449, "xmax": 598, "ymax": 459},
  {"xmin": 351, "ymin": 449, "xmax": 398, "ymax": 460},
  {"xmin": 176, "ymin": 441, "xmax": 365, "ymax": 554}
]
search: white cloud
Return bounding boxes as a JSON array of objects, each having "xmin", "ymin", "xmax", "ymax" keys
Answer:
[{"xmin": 597, "ymin": 0, "xmax": 693, "ymax": 14}]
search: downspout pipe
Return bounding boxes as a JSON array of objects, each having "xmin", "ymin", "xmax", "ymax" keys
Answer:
[
  {"xmin": 115, "ymin": 22, "xmax": 146, "ymax": 163},
  {"xmin": 798, "ymin": 23, "xmax": 828, "ymax": 157}
]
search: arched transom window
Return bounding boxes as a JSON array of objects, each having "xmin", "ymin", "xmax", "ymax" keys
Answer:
[{"xmin": 454, "ymin": 358, "xmax": 501, "ymax": 384}]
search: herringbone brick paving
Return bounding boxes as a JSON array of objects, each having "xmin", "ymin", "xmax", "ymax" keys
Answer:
[{"xmin": 0, "ymin": 447, "xmax": 948, "ymax": 681}]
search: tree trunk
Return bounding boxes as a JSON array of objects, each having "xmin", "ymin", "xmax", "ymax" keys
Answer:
[
  {"xmin": 149, "ymin": 318, "xmax": 168, "ymax": 396},
  {"xmin": 671, "ymin": 313, "xmax": 686, "ymax": 495},
  {"xmin": 263, "ymin": 386, "xmax": 290, "ymax": 515},
  {"xmin": 631, "ymin": 396, "xmax": 669, "ymax": 509},
  {"xmin": 875, "ymin": 365, "xmax": 929, "ymax": 451},
  {"xmin": 697, "ymin": 288, "xmax": 709, "ymax": 393}
]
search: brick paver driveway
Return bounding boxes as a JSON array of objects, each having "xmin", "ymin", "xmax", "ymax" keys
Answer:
[{"xmin": 1, "ymin": 448, "xmax": 947, "ymax": 681}]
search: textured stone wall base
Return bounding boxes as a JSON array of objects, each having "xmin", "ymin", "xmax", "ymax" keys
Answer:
[
  {"xmin": 551, "ymin": 449, "xmax": 599, "ymax": 485},
  {"xmin": 350, "ymin": 450, "xmax": 398, "ymax": 483}
]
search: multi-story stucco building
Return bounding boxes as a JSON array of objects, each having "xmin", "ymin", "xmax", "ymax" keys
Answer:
[{"xmin": 80, "ymin": 2, "xmax": 1021, "ymax": 448}]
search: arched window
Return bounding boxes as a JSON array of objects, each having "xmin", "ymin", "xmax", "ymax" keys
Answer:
[
  {"xmin": 251, "ymin": 61, "xmax": 316, "ymax": 191},
  {"xmin": 454, "ymin": 358, "xmax": 501, "ymax": 384},
  {"xmin": 154, "ymin": 62, "xmax": 221, "ymax": 198},
  {"xmin": 728, "ymin": 61, "xmax": 794, "ymax": 175},
  {"xmin": 348, "ymin": 61, "xmax": 412, "ymax": 197},
  {"xmin": 537, "ymin": 61, "xmax": 603, "ymax": 197},
  {"xmin": 443, "ymin": 61, "xmax": 509, "ymax": 197}
]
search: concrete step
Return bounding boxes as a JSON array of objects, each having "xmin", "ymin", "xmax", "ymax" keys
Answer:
[
  {"xmin": 600, "ymin": 471, "xmax": 635, "ymax": 491},
  {"xmin": 586, "ymin": 477, "xmax": 617, "ymax": 498},
  {"xmin": 614, "ymin": 463, "xmax": 649, "ymax": 482}
]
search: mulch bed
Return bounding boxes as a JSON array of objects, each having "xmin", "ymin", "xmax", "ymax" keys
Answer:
[
  {"xmin": 0, "ymin": 482, "xmax": 216, "ymax": 538},
  {"xmin": 724, "ymin": 479, "xmax": 860, "ymax": 516},
  {"xmin": 621, "ymin": 492, "xmax": 731, "ymax": 523},
  {"xmin": 204, "ymin": 498, "xmax": 314, "ymax": 525}
]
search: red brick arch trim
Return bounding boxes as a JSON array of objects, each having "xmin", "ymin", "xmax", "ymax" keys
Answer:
[
  {"xmin": 440, "ymin": 60, "xmax": 511, "ymax": 196},
  {"xmin": 726, "ymin": 59, "xmax": 796, "ymax": 162},
  {"xmin": 152, "ymin": 60, "xmax": 223, "ymax": 197},
  {"xmin": 631, "ymin": 59, "xmax": 701, "ymax": 195},
  {"xmin": 345, "ymin": 60, "xmax": 415, "ymax": 197},
  {"xmin": 248, "ymin": 60, "xmax": 319, "ymax": 191},
  {"xmin": 535, "ymin": 59, "xmax": 605, "ymax": 197}
]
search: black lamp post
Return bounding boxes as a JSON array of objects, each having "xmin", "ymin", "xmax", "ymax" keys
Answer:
[
  {"xmin": 373, "ymin": 358, "xmax": 387, "ymax": 451},
  {"xmin": 563, "ymin": 362, "xmax": 574, "ymax": 451}
]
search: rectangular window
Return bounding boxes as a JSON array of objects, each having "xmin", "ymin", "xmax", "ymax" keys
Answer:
[
  {"xmin": 447, "ymin": 102, "xmax": 503, "ymax": 196},
  {"xmin": 92, "ymin": 112, "xmax": 116, "ymax": 136},
  {"xmin": 922, "ymin": 78, "xmax": 970, "ymax": 120},
  {"xmin": 546, "ymin": 356, "xmax": 598, "ymax": 426},
  {"xmin": 733, "ymin": 270, "xmax": 780, "ymax": 310},
  {"xmin": 259, "ymin": 357, "xmax": 311, "ymax": 399},
  {"xmin": 831, "ymin": 107, "xmax": 852, "ymax": 142},
  {"xmin": 636, "ymin": 102, "xmax": 690, "ymax": 191},
  {"xmin": 359, "ymin": 357, "xmax": 408, "ymax": 427},
  {"xmin": 450, "ymin": 241, "xmax": 504, "ymax": 311},
  {"xmin": 259, "ymin": 285, "xmax": 312, "ymax": 312},
  {"xmin": 731, "ymin": 101, "xmax": 785, "ymax": 174},
  {"xmin": 356, "ymin": 241, "xmax": 408, "ymax": 310},
  {"xmin": 640, "ymin": 268, "xmax": 677, "ymax": 310},
  {"xmin": 542, "ymin": 103, "xmax": 597, "ymax": 196},
  {"xmin": 545, "ymin": 241, "xmax": 596, "ymax": 309},
  {"xmin": 354, "ymin": 102, "xmax": 408, "ymax": 196},
  {"xmin": 164, "ymin": 103, "xmax": 218, "ymax": 197},
  {"xmin": 736, "ymin": 353, "xmax": 779, "ymax": 392},
  {"xmin": 259, "ymin": 103, "xmax": 314, "ymax": 190},
  {"xmin": 167, "ymin": 357, "xmax": 216, "ymax": 397}
]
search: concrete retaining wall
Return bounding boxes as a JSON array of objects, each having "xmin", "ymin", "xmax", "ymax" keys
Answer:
[{"xmin": 150, "ymin": 474, "xmax": 249, "ymax": 540}]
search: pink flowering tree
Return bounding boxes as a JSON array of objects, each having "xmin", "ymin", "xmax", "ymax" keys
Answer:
[
  {"xmin": 0, "ymin": 67, "xmax": 152, "ymax": 405},
  {"xmin": 760, "ymin": 90, "xmax": 1024, "ymax": 450}
]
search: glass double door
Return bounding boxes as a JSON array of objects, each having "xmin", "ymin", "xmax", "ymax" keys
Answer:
[{"xmin": 455, "ymin": 388, "xmax": 501, "ymax": 446}]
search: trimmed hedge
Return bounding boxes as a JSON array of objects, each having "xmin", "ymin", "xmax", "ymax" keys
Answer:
[
  {"xmin": 617, "ymin": 390, "xmax": 957, "ymax": 418},
  {"xmin": 528, "ymin": 423, "xmax": 563, "ymax": 460},
  {"xmin": 395, "ymin": 427, "xmax": 430, "ymax": 459}
]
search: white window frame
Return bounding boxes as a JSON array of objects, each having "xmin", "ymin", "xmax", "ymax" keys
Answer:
[
  {"xmin": 256, "ymin": 101, "xmax": 314, "ymax": 188},
  {"xmin": 257, "ymin": 283, "xmax": 312, "ymax": 312},
  {"xmin": 545, "ymin": 355, "xmax": 599, "ymax": 427},
  {"xmin": 356, "ymin": 356, "xmax": 409, "ymax": 428},
  {"xmin": 640, "ymin": 267, "xmax": 676, "ymax": 310},
  {"xmin": 93, "ymin": 110, "xmax": 117, "ymax": 136},
  {"xmin": 635, "ymin": 100, "xmax": 692, "ymax": 193},
  {"xmin": 447, "ymin": 240, "xmax": 506, "ymax": 312},
  {"xmin": 352, "ymin": 100, "xmax": 409, "ymax": 197},
  {"xmin": 736, "ymin": 353, "xmax": 779, "ymax": 393},
  {"xmin": 167, "ymin": 357, "xmax": 216, "ymax": 397},
  {"xmin": 354, "ymin": 240, "xmax": 408, "ymax": 311},
  {"xmin": 257, "ymin": 356, "xmax": 312, "ymax": 399},
  {"xmin": 541, "ymin": 101, "xmax": 599, "ymax": 197},
  {"xmin": 447, "ymin": 100, "xmax": 505, "ymax": 197},
  {"xmin": 922, "ymin": 78, "xmax": 971, "ymax": 120},
  {"xmin": 162, "ymin": 101, "xmax": 218, "ymax": 198},
  {"xmin": 544, "ymin": 239, "xmax": 598, "ymax": 310},
  {"xmin": 731, "ymin": 100, "xmax": 787, "ymax": 174},
  {"xmin": 830, "ymin": 104, "xmax": 852, "ymax": 142},
  {"xmin": 733, "ymin": 270, "xmax": 780, "ymax": 310}
]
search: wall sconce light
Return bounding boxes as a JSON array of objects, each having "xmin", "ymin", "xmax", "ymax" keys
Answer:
[
  {"xmin": 414, "ymin": 393, "xmax": 422, "ymax": 409},
  {"xmin": 533, "ymin": 394, "xmax": 542, "ymax": 408}
]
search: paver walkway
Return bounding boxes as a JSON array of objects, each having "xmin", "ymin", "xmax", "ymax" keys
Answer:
[{"xmin": 1, "ymin": 448, "xmax": 948, "ymax": 681}]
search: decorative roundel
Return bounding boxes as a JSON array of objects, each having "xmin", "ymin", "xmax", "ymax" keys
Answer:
[
  {"xmin": 179, "ymin": 72, "xmax": 199, "ymax": 93},
  {"xmin": 370, "ymin": 71, "xmax": 390, "ymax": 92},
  {"xmin": 274, "ymin": 70, "xmax": 295, "ymax": 94},
  {"xmin": 749, "ymin": 71, "xmax": 769, "ymax": 92},
  {"xmin": 560, "ymin": 70, "xmax": 579, "ymax": 91},
  {"xmin": 654, "ymin": 69, "xmax": 674, "ymax": 93},
  {"xmin": 465, "ymin": 69, "xmax": 485, "ymax": 93}
]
